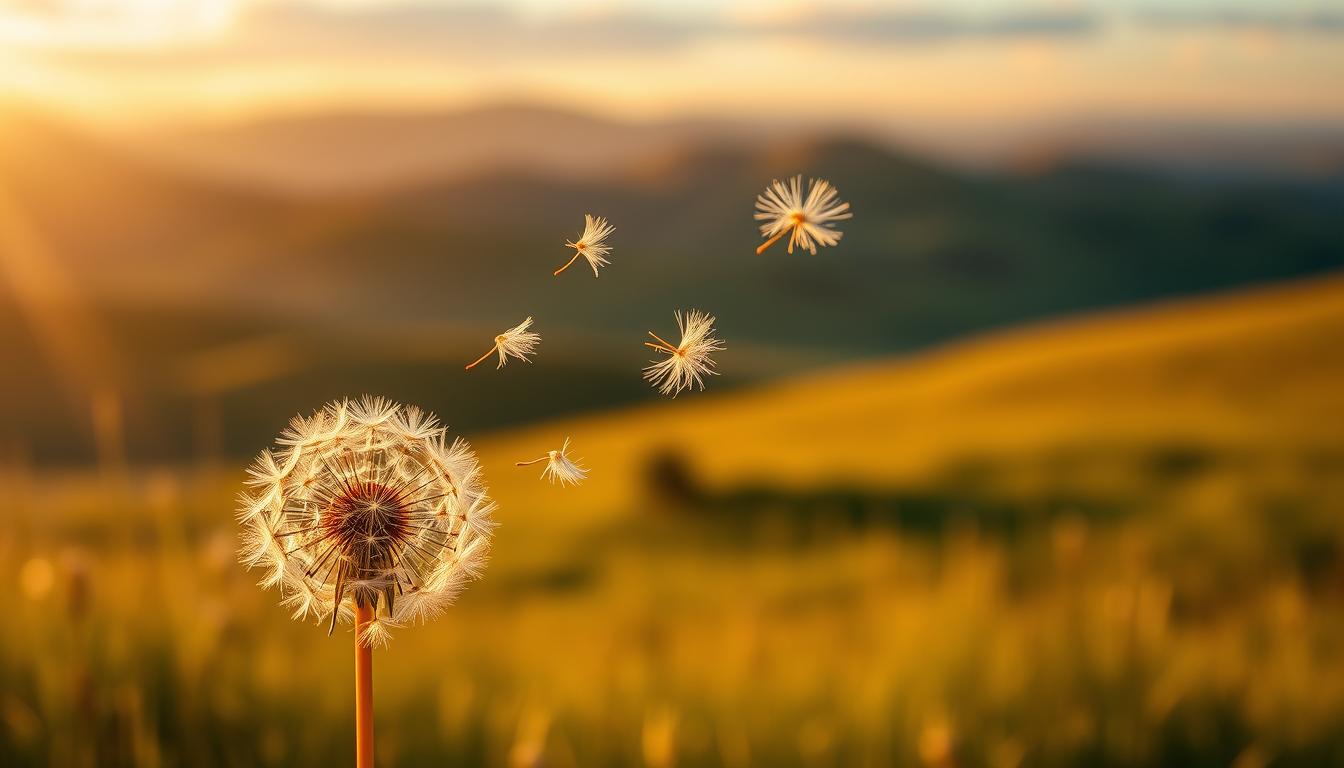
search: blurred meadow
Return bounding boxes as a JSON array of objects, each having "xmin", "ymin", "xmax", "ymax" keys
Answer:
[{"xmin": 3, "ymin": 1, "xmax": 1344, "ymax": 766}]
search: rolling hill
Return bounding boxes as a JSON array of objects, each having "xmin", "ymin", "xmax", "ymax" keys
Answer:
[
  {"xmin": 1, "ymin": 105, "xmax": 1342, "ymax": 463},
  {"xmin": 470, "ymin": 271, "xmax": 1344, "ymax": 524},
  {"xmin": 134, "ymin": 103, "xmax": 771, "ymax": 194}
]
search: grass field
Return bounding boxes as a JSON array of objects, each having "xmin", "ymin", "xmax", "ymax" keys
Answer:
[{"xmin": 4, "ymin": 273, "xmax": 1343, "ymax": 766}]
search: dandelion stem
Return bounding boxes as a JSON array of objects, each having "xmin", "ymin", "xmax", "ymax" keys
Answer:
[
  {"xmin": 354, "ymin": 602, "xmax": 375, "ymax": 768},
  {"xmin": 553, "ymin": 251, "xmax": 582, "ymax": 276},
  {"xmin": 464, "ymin": 345, "xmax": 497, "ymax": 370},
  {"xmin": 755, "ymin": 227, "xmax": 789, "ymax": 255},
  {"xmin": 515, "ymin": 457, "xmax": 548, "ymax": 467},
  {"xmin": 647, "ymin": 331, "xmax": 678, "ymax": 351}
]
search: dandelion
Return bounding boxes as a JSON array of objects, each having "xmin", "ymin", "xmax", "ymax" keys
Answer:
[
  {"xmin": 643, "ymin": 310, "xmax": 725, "ymax": 397},
  {"xmin": 515, "ymin": 437, "xmax": 588, "ymax": 486},
  {"xmin": 554, "ymin": 214, "xmax": 614, "ymax": 277},
  {"xmin": 237, "ymin": 396, "xmax": 496, "ymax": 768},
  {"xmin": 754, "ymin": 175, "xmax": 851, "ymax": 255},
  {"xmin": 465, "ymin": 316, "xmax": 541, "ymax": 370}
]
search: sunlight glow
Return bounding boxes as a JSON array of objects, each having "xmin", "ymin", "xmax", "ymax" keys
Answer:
[
  {"xmin": 0, "ymin": 1, "xmax": 1341, "ymax": 133},
  {"xmin": 0, "ymin": 177, "xmax": 118, "ymax": 408},
  {"xmin": 0, "ymin": 0, "xmax": 239, "ymax": 48}
]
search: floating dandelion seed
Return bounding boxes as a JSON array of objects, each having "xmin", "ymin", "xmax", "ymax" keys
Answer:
[
  {"xmin": 554, "ymin": 214, "xmax": 614, "ymax": 277},
  {"xmin": 643, "ymin": 310, "xmax": 725, "ymax": 397},
  {"xmin": 515, "ymin": 437, "xmax": 588, "ymax": 486},
  {"xmin": 465, "ymin": 316, "xmax": 541, "ymax": 370},
  {"xmin": 237, "ymin": 396, "xmax": 496, "ymax": 767},
  {"xmin": 754, "ymin": 175, "xmax": 852, "ymax": 255}
]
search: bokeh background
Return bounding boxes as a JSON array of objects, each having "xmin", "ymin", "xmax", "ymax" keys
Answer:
[{"xmin": 3, "ymin": 1, "xmax": 1344, "ymax": 766}]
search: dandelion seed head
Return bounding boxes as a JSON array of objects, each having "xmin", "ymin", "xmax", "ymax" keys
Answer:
[
  {"xmin": 563, "ymin": 214, "xmax": 614, "ymax": 277},
  {"xmin": 643, "ymin": 310, "xmax": 725, "ymax": 397},
  {"xmin": 515, "ymin": 437, "xmax": 588, "ymax": 486},
  {"xmin": 237, "ymin": 396, "xmax": 495, "ymax": 645},
  {"xmin": 545, "ymin": 438, "xmax": 588, "ymax": 486},
  {"xmin": 491, "ymin": 316, "xmax": 541, "ymax": 368},
  {"xmin": 754, "ymin": 175, "xmax": 852, "ymax": 255}
]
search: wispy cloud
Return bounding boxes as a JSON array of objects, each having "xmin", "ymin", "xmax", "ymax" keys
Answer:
[
  {"xmin": 6, "ymin": 1, "xmax": 1342, "ymax": 130},
  {"xmin": 10, "ymin": 1, "xmax": 1344, "ymax": 64},
  {"xmin": 753, "ymin": 8, "xmax": 1097, "ymax": 44},
  {"xmin": 13, "ymin": 1, "xmax": 1344, "ymax": 68},
  {"xmin": 16, "ymin": 1, "xmax": 1102, "ymax": 64},
  {"xmin": 252, "ymin": 1, "xmax": 1344, "ymax": 50},
  {"xmin": 1136, "ymin": 7, "xmax": 1344, "ymax": 34}
]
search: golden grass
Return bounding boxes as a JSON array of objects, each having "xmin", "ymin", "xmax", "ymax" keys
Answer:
[{"xmin": 5, "ymin": 274, "xmax": 1344, "ymax": 766}]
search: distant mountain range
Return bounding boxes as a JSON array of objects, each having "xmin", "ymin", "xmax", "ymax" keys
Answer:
[
  {"xmin": 114, "ymin": 103, "xmax": 1344, "ymax": 194},
  {"xmin": 131, "ymin": 104, "xmax": 776, "ymax": 194},
  {"xmin": 1, "ymin": 105, "xmax": 1341, "ymax": 464},
  {"xmin": 1005, "ymin": 118, "xmax": 1344, "ymax": 180}
]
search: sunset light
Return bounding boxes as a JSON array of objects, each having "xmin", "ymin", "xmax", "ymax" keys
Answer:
[
  {"xmin": 1, "ymin": 0, "xmax": 1341, "ymax": 142},
  {"xmin": 3, "ymin": 1, "xmax": 1343, "ymax": 766}
]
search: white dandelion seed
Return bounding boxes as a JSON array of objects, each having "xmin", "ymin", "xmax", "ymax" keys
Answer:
[
  {"xmin": 236, "ymin": 396, "xmax": 496, "ymax": 647},
  {"xmin": 754, "ymin": 175, "xmax": 852, "ymax": 255},
  {"xmin": 357, "ymin": 616, "xmax": 400, "ymax": 650},
  {"xmin": 515, "ymin": 437, "xmax": 588, "ymax": 486},
  {"xmin": 643, "ymin": 310, "xmax": 725, "ymax": 397},
  {"xmin": 465, "ymin": 316, "xmax": 541, "ymax": 370},
  {"xmin": 554, "ymin": 214, "xmax": 614, "ymax": 277}
]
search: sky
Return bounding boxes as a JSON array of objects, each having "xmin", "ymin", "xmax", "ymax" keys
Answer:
[{"xmin": 0, "ymin": 0, "xmax": 1342, "ymax": 135}]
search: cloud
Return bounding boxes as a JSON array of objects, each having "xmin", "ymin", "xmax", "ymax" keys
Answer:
[
  {"xmin": 239, "ymin": 2, "xmax": 702, "ymax": 55},
  {"xmin": 17, "ymin": 1, "xmax": 1101, "ymax": 67},
  {"xmin": 226, "ymin": 2, "xmax": 1103, "ymax": 59},
  {"xmin": 262, "ymin": 2, "xmax": 1101, "ymax": 48},
  {"xmin": 751, "ymin": 8, "xmax": 1097, "ymax": 44},
  {"xmin": 1136, "ymin": 8, "xmax": 1344, "ymax": 34},
  {"xmin": 16, "ymin": 1, "xmax": 1344, "ymax": 70}
]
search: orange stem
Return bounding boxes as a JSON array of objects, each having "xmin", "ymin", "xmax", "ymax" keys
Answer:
[
  {"xmin": 354, "ymin": 603, "xmax": 375, "ymax": 768},
  {"xmin": 647, "ymin": 331, "xmax": 677, "ymax": 351},
  {"xmin": 755, "ymin": 228, "xmax": 789, "ymax": 255},
  {"xmin": 553, "ymin": 251, "xmax": 581, "ymax": 276},
  {"xmin": 464, "ymin": 345, "xmax": 497, "ymax": 370}
]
